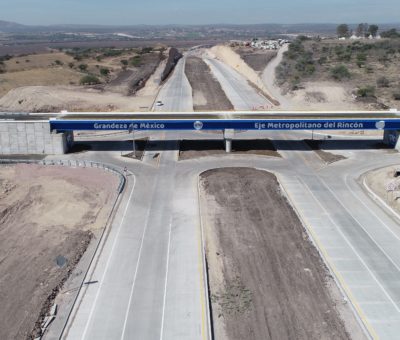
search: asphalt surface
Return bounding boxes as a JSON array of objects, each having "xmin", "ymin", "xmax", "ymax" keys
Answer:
[{"xmin": 44, "ymin": 54, "xmax": 400, "ymax": 340}]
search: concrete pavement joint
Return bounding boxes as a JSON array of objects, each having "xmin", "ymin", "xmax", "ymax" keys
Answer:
[
  {"xmin": 120, "ymin": 183, "xmax": 155, "ymax": 340},
  {"xmin": 79, "ymin": 175, "xmax": 137, "ymax": 340},
  {"xmin": 278, "ymin": 174, "xmax": 376, "ymax": 339},
  {"xmin": 159, "ymin": 220, "xmax": 173, "ymax": 340},
  {"xmin": 300, "ymin": 175, "xmax": 399, "ymax": 334},
  {"xmin": 320, "ymin": 175, "xmax": 400, "ymax": 289}
]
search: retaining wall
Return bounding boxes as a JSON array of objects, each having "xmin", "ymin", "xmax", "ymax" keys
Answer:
[{"xmin": 0, "ymin": 121, "xmax": 72, "ymax": 155}]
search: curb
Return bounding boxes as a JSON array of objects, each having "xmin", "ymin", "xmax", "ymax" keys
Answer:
[
  {"xmin": 197, "ymin": 178, "xmax": 213, "ymax": 340},
  {"xmin": 362, "ymin": 176, "xmax": 400, "ymax": 223},
  {"xmin": 273, "ymin": 172, "xmax": 375, "ymax": 340}
]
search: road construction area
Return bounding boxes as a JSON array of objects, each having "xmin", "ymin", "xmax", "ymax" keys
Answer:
[
  {"xmin": 199, "ymin": 167, "xmax": 363, "ymax": 340},
  {"xmin": 0, "ymin": 164, "xmax": 117, "ymax": 339}
]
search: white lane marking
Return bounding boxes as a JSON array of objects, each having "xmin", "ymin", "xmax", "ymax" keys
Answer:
[
  {"xmin": 81, "ymin": 176, "xmax": 136, "ymax": 340},
  {"xmin": 120, "ymin": 193, "xmax": 154, "ymax": 340},
  {"xmin": 345, "ymin": 174, "xmax": 400, "ymax": 242},
  {"xmin": 320, "ymin": 176, "xmax": 400, "ymax": 280},
  {"xmin": 299, "ymin": 176, "xmax": 400, "ymax": 314},
  {"xmin": 159, "ymin": 220, "xmax": 173, "ymax": 340}
]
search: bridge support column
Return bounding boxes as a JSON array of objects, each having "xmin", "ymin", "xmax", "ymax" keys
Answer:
[
  {"xmin": 383, "ymin": 130, "xmax": 400, "ymax": 150},
  {"xmin": 225, "ymin": 139, "xmax": 232, "ymax": 153},
  {"xmin": 224, "ymin": 129, "xmax": 234, "ymax": 153}
]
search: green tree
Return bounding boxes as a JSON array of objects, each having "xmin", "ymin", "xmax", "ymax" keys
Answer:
[
  {"xmin": 357, "ymin": 86, "xmax": 375, "ymax": 98},
  {"xmin": 356, "ymin": 23, "xmax": 368, "ymax": 37},
  {"xmin": 368, "ymin": 25, "xmax": 379, "ymax": 37},
  {"xmin": 337, "ymin": 24, "xmax": 349, "ymax": 38},
  {"xmin": 80, "ymin": 75, "xmax": 100, "ymax": 85},
  {"xmin": 381, "ymin": 28, "xmax": 400, "ymax": 38},
  {"xmin": 331, "ymin": 65, "xmax": 351, "ymax": 80}
]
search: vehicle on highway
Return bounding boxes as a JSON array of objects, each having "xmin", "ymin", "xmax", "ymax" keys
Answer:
[{"xmin": 155, "ymin": 100, "xmax": 164, "ymax": 106}]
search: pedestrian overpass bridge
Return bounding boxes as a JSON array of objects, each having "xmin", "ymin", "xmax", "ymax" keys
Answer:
[{"xmin": 1, "ymin": 110, "xmax": 400, "ymax": 154}]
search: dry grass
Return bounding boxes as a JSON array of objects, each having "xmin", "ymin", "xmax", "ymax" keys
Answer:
[
  {"xmin": 4, "ymin": 52, "xmax": 75, "ymax": 72},
  {"xmin": 277, "ymin": 38, "xmax": 400, "ymax": 108},
  {"xmin": 0, "ymin": 68, "xmax": 82, "ymax": 97}
]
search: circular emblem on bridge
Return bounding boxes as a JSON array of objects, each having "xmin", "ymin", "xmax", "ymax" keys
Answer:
[
  {"xmin": 375, "ymin": 120, "xmax": 385, "ymax": 130},
  {"xmin": 194, "ymin": 120, "xmax": 203, "ymax": 130}
]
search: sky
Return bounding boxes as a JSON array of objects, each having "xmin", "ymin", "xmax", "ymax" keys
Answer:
[{"xmin": 0, "ymin": 0, "xmax": 399, "ymax": 25}]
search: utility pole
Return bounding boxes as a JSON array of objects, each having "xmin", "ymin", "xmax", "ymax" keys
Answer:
[
  {"xmin": 132, "ymin": 129, "xmax": 136, "ymax": 158},
  {"xmin": 129, "ymin": 127, "xmax": 136, "ymax": 158}
]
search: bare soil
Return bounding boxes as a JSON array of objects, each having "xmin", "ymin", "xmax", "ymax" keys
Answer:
[
  {"xmin": 304, "ymin": 139, "xmax": 347, "ymax": 164},
  {"xmin": 185, "ymin": 57, "xmax": 233, "ymax": 111},
  {"xmin": 104, "ymin": 52, "xmax": 162, "ymax": 95},
  {"xmin": 235, "ymin": 47, "xmax": 277, "ymax": 73},
  {"xmin": 200, "ymin": 168, "xmax": 356, "ymax": 340},
  {"xmin": 0, "ymin": 48, "xmax": 164, "ymax": 111},
  {"xmin": 276, "ymin": 38, "xmax": 400, "ymax": 109},
  {"xmin": 365, "ymin": 165, "xmax": 400, "ymax": 212},
  {"xmin": 0, "ymin": 164, "xmax": 118, "ymax": 340},
  {"xmin": 179, "ymin": 139, "xmax": 280, "ymax": 160}
]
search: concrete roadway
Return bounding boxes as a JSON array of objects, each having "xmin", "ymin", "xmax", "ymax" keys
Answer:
[
  {"xmin": 63, "ymin": 58, "xmax": 208, "ymax": 340},
  {"xmin": 203, "ymin": 57, "xmax": 271, "ymax": 110},
  {"xmin": 57, "ymin": 54, "xmax": 400, "ymax": 340}
]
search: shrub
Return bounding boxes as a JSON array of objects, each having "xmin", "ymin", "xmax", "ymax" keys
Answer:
[
  {"xmin": 331, "ymin": 65, "xmax": 351, "ymax": 80},
  {"xmin": 100, "ymin": 68, "xmax": 110, "ymax": 76},
  {"xmin": 79, "ymin": 64, "xmax": 88, "ymax": 71},
  {"xmin": 80, "ymin": 75, "xmax": 100, "ymax": 85},
  {"xmin": 357, "ymin": 86, "xmax": 375, "ymax": 98},
  {"xmin": 140, "ymin": 47, "xmax": 153, "ymax": 54},
  {"xmin": 393, "ymin": 92, "xmax": 400, "ymax": 100},
  {"xmin": 102, "ymin": 49, "xmax": 122, "ymax": 57},
  {"xmin": 54, "ymin": 60, "xmax": 63, "ymax": 65},
  {"xmin": 130, "ymin": 56, "xmax": 141, "ymax": 67},
  {"xmin": 120, "ymin": 59, "xmax": 128, "ymax": 66},
  {"xmin": 68, "ymin": 62, "xmax": 74, "ymax": 68},
  {"xmin": 377, "ymin": 76, "xmax": 390, "ymax": 88}
]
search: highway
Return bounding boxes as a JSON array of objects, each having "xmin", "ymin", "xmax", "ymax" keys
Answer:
[
  {"xmin": 203, "ymin": 58, "xmax": 271, "ymax": 110},
  {"xmin": 48, "ymin": 53, "xmax": 400, "ymax": 340}
]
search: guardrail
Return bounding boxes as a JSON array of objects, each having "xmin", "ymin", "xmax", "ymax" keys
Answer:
[
  {"xmin": 0, "ymin": 157, "xmax": 127, "ymax": 339},
  {"xmin": 0, "ymin": 158, "xmax": 126, "ymax": 193}
]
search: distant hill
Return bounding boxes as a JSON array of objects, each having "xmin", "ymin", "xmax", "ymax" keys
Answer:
[
  {"xmin": 0, "ymin": 20, "xmax": 27, "ymax": 33},
  {"xmin": 0, "ymin": 19, "xmax": 399, "ymax": 35}
]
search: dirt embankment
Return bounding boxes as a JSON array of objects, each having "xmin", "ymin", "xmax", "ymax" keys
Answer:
[
  {"xmin": 0, "ymin": 164, "xmax": 118, "ymax": 340},
  {"xmin": 200, "ymin": 168, "xmax": 364, "ymax": 340},
  {"xmin": 365, "ymin": 165, "xmax": 400, "ymax": 212},
  {"xmin": 234, "ymin": 48, "xmax": 277, "ymax": 73},
  {"xmin": 0, "ymin": 48, "xmax": 165, "ymax": 112},
  {"xmin": 104, "ymin": 52, "xmax": 163, "ymax": 96},
  {"xmin": 185, "ymin": 57, "xmax": 233, "ymax": 111},
  {"xmin": 210, "ymin": 45, "xmax": 279, "ymax": 105},
  {"xmin": 161, "ymin": 47, "xmax": 182, "ymax": 81},
  {"xmin": 179, "ymin": 139, "xmax": 280, "ymax": 160},
  {"xmin": 0, "ymin": 85, "xmax": 157, "ymax": 112}
]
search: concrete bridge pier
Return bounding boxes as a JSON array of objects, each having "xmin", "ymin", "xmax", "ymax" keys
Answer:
[
  {"xmin": 383, "ymin": 130, "xmax": 400, "ymax": 150},
  {"xmin": 224, "ymin": 129, "xmax": 234, "ymax": 153}
]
